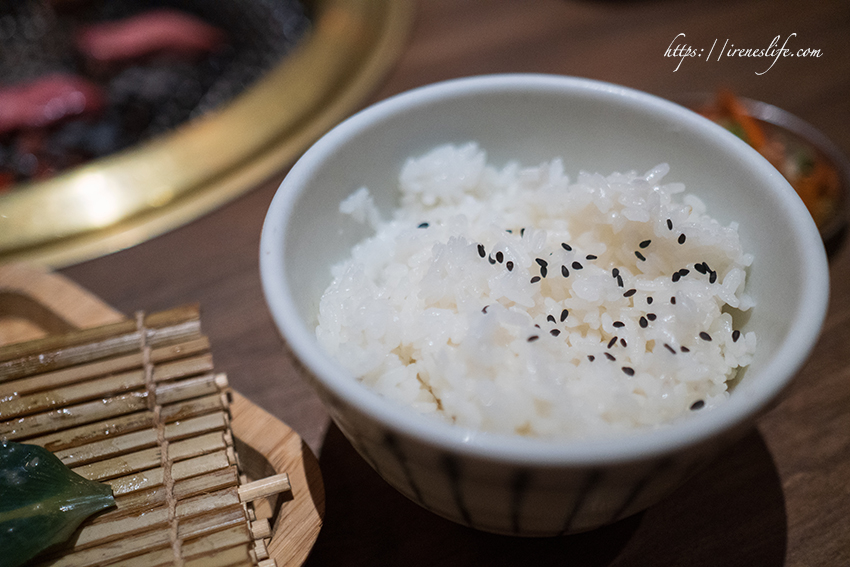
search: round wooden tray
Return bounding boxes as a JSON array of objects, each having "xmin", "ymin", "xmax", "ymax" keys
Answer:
[
  {"xmin": 0, "ymin": 263, "xmax": 324, "ymax": 566},
  {"xmin": 0, "ymin": 0, "xmax": 412, "ymax": 268}
]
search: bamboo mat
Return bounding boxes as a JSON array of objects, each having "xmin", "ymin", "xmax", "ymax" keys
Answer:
[{"xmin": 0, "ymin": 264, "xmax": 323, "ymax": 567}]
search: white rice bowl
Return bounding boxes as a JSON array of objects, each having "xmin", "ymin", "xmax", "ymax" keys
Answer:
[{"xmin": 315, "ymin": 142, "xmax": 757, "ymax": 440}]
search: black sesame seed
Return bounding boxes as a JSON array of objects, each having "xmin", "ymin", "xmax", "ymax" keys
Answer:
[
  {"xmin": 489, "ymin": 256, "xmax": 496, "ymax": 265},
  {"xmin": 678, "ymin": 233, "xmax": 687, "ymax": 245},
  {"xmin": 588, "ymin": 355, "xmax": 595, "ymax": 362},
  {"xmin": 680, "ymin": 346, "xmax": 690, "ymax": 352},
  {"xmin": 709, "ymin": 271, "xmax": 717, "ymax": 284},
  {"xmin": 586, "ymin": 254, "xmax": 598, "ymax": 260},
  {"xmin": 550, "ymin": 329, "xmax": 561, "ymax": 337},
  {"xmin": 496, "ymin": 251, "xmax": 504, "ymax": 263},
  {"xmin": 530, "ymin": 276, "xmax": 541, "ymax": 284},
  {"xmin": 547, "ymin": 315, "xmax": 556, "ymax": 324},
  {"xmin": 617, "ymin": 275, "xmax": 624, "ymax": 287},
  {"xmin": 536, "ymin": 258, "xmax": 548, "ymax": 268},
  {"xmin": 605, "ymin": 353, "xmax": 616, "ymax": 361},
  {"xmin": 482, "ymin": 305, "xmax": 489, "ymax": 314},
  {"xmin": 667, "ymin": 218, "xmax": 673, "ymax": 230},
  {"xmin": 478, "ymin": 244, "xmax": 486, "ymax": 258},
  {"xmin": 671, "ymin": 296, "xmax": 677, "ymax": 304},
  {"xmin": 560, "ymin": 309, "xmax": 569, "ymax": 322},
  {"xmin": 622, "ymin": 366, "xmax": 635, "ymax": 376},
  {"xmin": 690, "ymin": 400, "xmax": 705, "ymax": 410},
  {"xmin": 647, "ymin": 313, "xmax": 657, "ymax": 321},
  {"xmin": 540, "ymin": 266, "xmax": 548, "ymax": 278},
  {"xmin": 506, "ymin": 261, "xmax": 514, "ymax": 271},
  {"xmin": 521, "ymin": 228, "xmax": 526, "ymax": 236},
  {"xmin": 620, "ymin": 338, "xmax": 628, "ymax": 347},
  {"xmin": 612, "ymin": 268, "xmax": 620, "ymax": 278},
  {"xmin": 535, "ymin": 324, "xmax": 541, "ymax": 329},
  {"xmin": 623, "ymin": 288, "xmax": 637, "ymax": 297},
  {"xmin": 732, "ymin": 330, "xmax": 741, "ymax": 342},
  {"xmin": 694, "ymin": 263, "xmax": 707, "ymax": 274},
  {"xmin": 635, "ymin": 251, "xmax": 646, "ymax": 261},
  {"xmin": 528, "ymin": 335, "xmax": 539, "ymax": 342},
  {"xmin": 418, "ymin": 222, "xmax": 429, "ymax": 228},
  {"xmin": 506, "ymin": 229, "xmax": 513, "ymax": 234},
  {"xmin": 572, "ymin": 261, "xmax": 583, "ymax": 270},
  {"xmin": 639, "ymin": 316, "xmax": 648, "ymax": 328},
  {"xmin": 672, "ymin": 272, "xmax": 681, "ymax": 283},
  {"xmin": 607, "ymin": 336, "xmax": 618, "ymax": 349},
  {"xmin": 664, "ymin": 343, "xmax": 677, "ymax": 354},
  {"xmin": 647, "ymin": 297, "xmax": 654, "ymax": 304},
  {"xmin": 699, "ymin": 332, "xmax": 712, "ymax": 341},
  {"xmin": 561, "ymin": 242, "xmax": 572, "ymax": 251},
  {"xmin": 613, "ymin": 321, "xmax": 625, "ymax": 328},
  {"xmin": 561, "ymin": 265, "xmax": 569, "ymax": 278},
  {"xmin": 640, "ymin": 240, "xmax": 651, "ymax": 249},
  {"xmin": 678, "ymin": 268, "xmax": 689, "ymax": 277}
]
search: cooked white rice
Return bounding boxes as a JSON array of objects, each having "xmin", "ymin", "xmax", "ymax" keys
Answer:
[{"xmin": 316, "ymin": 143, "xmax": 756, "ymax": 439}]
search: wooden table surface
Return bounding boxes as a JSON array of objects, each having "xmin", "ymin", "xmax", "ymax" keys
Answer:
[{"xmin": 58, "ymin": 1, "xmax": 850, "ymax": 565}]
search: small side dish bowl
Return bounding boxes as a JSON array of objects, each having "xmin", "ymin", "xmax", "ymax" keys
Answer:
[
  {"xmin": 679, "ymin": 91, "xmax": 850, "ymax": 246},
  {"xmin": 260, "ymin": 74, "xmax": 829, "ymax": 536}
]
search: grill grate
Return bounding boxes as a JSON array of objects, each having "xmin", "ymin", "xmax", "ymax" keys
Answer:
[{"xmin": 0, "ymin": 0, "xmax": 310, "ymax": 187}]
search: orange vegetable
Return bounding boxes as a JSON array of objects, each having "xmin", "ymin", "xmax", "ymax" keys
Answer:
[{"xmin": 713, "ymin": 89, "xmax": 767, "ymax": 151}]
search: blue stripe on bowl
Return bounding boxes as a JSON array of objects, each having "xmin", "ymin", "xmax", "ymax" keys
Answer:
[
  {"xmin": 442, "ymin": 453, "xmax": 474, "ymax": 528},
  {"xmin": 608, "ymin": 457, "xmax": 674, "ymax": 523},
  {"xmin": 560, "ymin": 468, "xmax": 603, "ymax": 534},
  {"xmin": 382, "ymin": 431, "xmax": 424, "ymax": 505},
  {"xmin": 350, "ymin": 432, "xmax": 381, "ymax": 473},
  {"xmin": 510, "ymin": 468, "xmax": 531, "ymax": 534}
]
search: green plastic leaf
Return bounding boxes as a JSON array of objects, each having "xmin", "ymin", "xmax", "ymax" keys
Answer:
[{"xmin": 1, "ymin": 441, "xmax": 115, "ymax": 567}]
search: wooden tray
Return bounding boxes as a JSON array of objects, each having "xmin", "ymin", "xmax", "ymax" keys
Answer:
[{"xmin": 0, "ymin": 263, "xmax": 324, "ymax": 566}]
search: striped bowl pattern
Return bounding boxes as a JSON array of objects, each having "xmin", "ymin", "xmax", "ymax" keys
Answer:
[{"xmin": 287, "ymin": 340, "xmax": 738, "ymax": 535}]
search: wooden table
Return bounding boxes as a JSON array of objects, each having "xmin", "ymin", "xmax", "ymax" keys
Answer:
[{"xmin": 58, "ymin": 1, "xmax": 850, "ymax": 565}]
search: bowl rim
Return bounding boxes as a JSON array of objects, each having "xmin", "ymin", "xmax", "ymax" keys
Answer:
[{"xmin": 260, "ymin": 73, "xmax": 830, "ymax": 466}]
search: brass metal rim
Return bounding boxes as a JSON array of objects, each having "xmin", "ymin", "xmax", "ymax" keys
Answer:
[{"xmin": 0, "ymin": 0, "xmax": 413, "ymax": 267}]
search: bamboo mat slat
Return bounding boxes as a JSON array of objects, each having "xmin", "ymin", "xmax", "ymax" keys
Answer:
[{"xmin": 0, "ymin": 337, "xmax": 212, "ymax": 398}]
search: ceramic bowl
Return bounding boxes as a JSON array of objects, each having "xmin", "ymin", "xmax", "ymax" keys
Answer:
[{"xmin": 260, "ymin": 74, "xmax": 829, "ymax": 536}]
